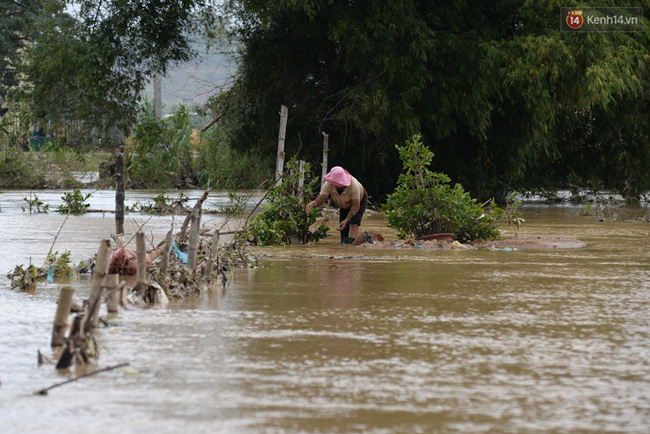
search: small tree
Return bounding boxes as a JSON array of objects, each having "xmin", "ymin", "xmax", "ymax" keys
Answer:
[
  {"xmin": 244, "ymin": 159, "xmax": 329, "ymax": 245},
  {"xmin": 383, "ymin": 134, "xmax": 500, "ymax": 242}
]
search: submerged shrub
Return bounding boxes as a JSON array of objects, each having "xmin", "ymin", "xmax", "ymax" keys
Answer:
[
  {"xmin": 243, "ymin": 159, "xmax": 329, "ymax": 245},
  {"xmin": 383, "ymin": 134, "xmax": 500, "ymax": 242},
  {"xmin": 57, "ymin": 189, "xmax": 91, "ymax": 215}
]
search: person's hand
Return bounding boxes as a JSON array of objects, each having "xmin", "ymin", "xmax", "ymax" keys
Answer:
[
  {"xmin": 337, "ymin": 219, "xmax": 349, "ymax": 231},
  {"xmin": 305, "ymin": 201, "xmax": 315, "ymax": 213}
]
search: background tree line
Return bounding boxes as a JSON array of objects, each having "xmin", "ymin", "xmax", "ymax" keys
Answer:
[{"xmin": 1, "ymin": 0, "xmax": 649, "ymax": 201}]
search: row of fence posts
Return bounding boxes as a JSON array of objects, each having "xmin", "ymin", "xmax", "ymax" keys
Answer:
[{"xmin": 274, "ymin": 105, "xmax": 330, "ymax": 188}]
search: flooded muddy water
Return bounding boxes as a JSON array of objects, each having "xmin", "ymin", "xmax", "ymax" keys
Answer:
[{"xmin": 1, "ymin": 191, "xmax": 649, "ymax": 433}]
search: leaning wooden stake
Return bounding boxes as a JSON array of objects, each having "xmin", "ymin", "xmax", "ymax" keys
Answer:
[
  {"xmin": 35, "ymin": 363, "xmax": 129, "ymax": 396},
  {"xmin": 321, "ymin": 132, "xmax": 329, "ymax": 186},
  {"xmin": 51, "ymin": 286, "xmax": 74, "ymax": 348},
  {"xmin": 205, "ymin": 230, "xmax": 220, "ymax": 280},
  {"xmin": 115, "ymin": 152, "xmax": 125, "ymax": 235},
  {"xmin": 187, "ymin": 207, "xmax": 200, "ymax": 268},
  {"xmin": 275, "ymin": 105, "xmax": 288, "ymax": 181},
  {"xmin": 176, "ymin": 189, "xmax": 210, "ymax": 244},
  {"xmin": 160, "ymin": 228, "xmax": 173, "ymax": 274},
  {"xmin": 89, "ymin": 239, "xmax": 112, "ymax": 328},
  {"xmin": 135, "ymin": 231, "xmax": 146, "ymax": 296}
]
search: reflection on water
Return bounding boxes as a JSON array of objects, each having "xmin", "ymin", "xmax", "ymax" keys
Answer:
[{"xmin": 1, "ymin": 193, "xmax": 649, "ymax": 432}]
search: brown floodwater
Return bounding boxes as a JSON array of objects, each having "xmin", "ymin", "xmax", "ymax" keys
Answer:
[{"xmin": 1, "ymin": 190, "xmax": 649, "ymax": 433}]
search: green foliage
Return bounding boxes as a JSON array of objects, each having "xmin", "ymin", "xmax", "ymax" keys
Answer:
[
  {"xmin": 7, "ymin": 264, "xmax": 44, "ymax": 291},
  {"xmin": 489, "ymin": 192, "xmax": 521, "ymax": 226},
  {"xmin": 228, "ymin": 0, "xmax": 650, "ymax": 201},
  {"xmin": 0, "ymin": 146, "xmax": 47, "ymax": 188},
  {"xmin": 19, "ymin": 0, "xmax": 207, "ymax": 136},
  {"xmin": 0, "ymin": 0, "xmax": 42, "ymax": 99},
  {"xmin": 129, "ymin": 192, "xmax": 190, "ymax": 215},
  {"xmin": 57, "ymin": 189, "xmax": 91, "ymax": 215},
  {"xmin": 47, "ymin": 250, "xmax": 75, "ymax": 277},
  {"xmin": 383, "ymin": 134, "xmax": 500, "ymax": 242},
  {"xmin": 243, "ymin": 159, "xmax": 329, "ymax": 245},
  {"xmin": 195, "ymin": 108, "xmax": 273, "ymax": 189},
  {"xmin": 223, "ymin": 192, "xmax": 248, "ymax": 215},
  {"xmin": 126, "ymin": 102, "xmax": 197, "ymax": 188},
  {"xmin": 22, "ymin": 193, "xmax": 49, "ymax": 214}
]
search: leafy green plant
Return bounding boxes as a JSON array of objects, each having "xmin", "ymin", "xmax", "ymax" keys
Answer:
[
  {"xmin": 129, "ymin": 192, "xmax": 190, "ymax": 214},
  {"xmin": 47, "ymin": 250, "xmax": 75, "ymax": 278},
  {"xmin": 383, "ymin": 134, "xmax": 500, "ymax": 242},
  {"xmin": 57, "ymin": 189, "xmax": 91, "ymax": 215},
  {"xmin": 222, "ymin": 192, "xmax": 248, "ymax": 215},
  {"xmin": 7, "ymin": 264, "xmax": 44, "ymax": 291},
  {"xmin": 243, "ymin": 159, "xmax": 329, "ymax": 245},
  {"xmin": 126, "ymin": 102, "xmax": 197, "ymax": 188},
  {"xmin": 489, "ymin": 192, "xmax": 522, "ymax": 226},
  {"xmin": 22, "ymin": 192, "xmax": 49, "ymax": 214},
  {"xmin": 0, "ymin": 146, "xmax": 47, "ymax": 188}
]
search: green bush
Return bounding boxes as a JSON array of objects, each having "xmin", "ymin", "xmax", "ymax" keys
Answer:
[
  {"xmin": 126, "ymin": 102, "xmax": 196, "ymax": 188},
  {"xmin": 0, "ymin": 147, "xmax": 47, "ymax": 188},
  {"xmin": 383, "ymin": 134, "xmax": 500, "ymax": 242},
  {"xmin": 57, "ymin": 189, "xmax": 91, "ymax": 215},
  {"xmin": 196, "ymin": 124, "xmax": 271, "ymax": 189},
  {"xmin": 243, "ymin": 159, "xmax": 329, "ymax": 245},
  {"xmin": 128, "ymin": 192, "xmax": 190, "ymax": 214}
]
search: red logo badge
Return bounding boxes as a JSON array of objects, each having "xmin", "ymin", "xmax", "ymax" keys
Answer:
[{"xmin": 566, "ymin": 10, "xmax": 584, "ymax": 29}]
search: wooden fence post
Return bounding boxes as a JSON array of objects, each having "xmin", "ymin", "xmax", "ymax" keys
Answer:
[
  {"xmin": 105, "ymin": 274, "xmax": 121, "ymax": 313},
  {"xmin": 321, "ymin": 132, "xmax": 329, "ymax": 186},
  {"xmin": 298, "ymin": 160, "xmax": 305, "ymax": 194},
  {"xmin": 187, "ymin": 207, "xmax": 200, "ymax": 268},
  {"xmin": 89, "ymin": 239, "xmax": 112, "ymax": 328},
  {"xmin": 275, "ymin": 105, "xmax": 288, "ymax": 181},
  {"xmin": 160, "ymin": 228, "xmax": 173, "ymax": 274},
  {"xmin": 205, "ymin": 230, "xmax": 220, "ymax": 280},
  {"xmin": 135, "ymin": 231, "xmax": 146, "ymax": 296},
  {"xmin": 115, "ymin": 152, "xmax": 125, "ymax": 235},
  {"xmin": 51, "ymin": 286, "xmax": 74, "ymax": 347}
]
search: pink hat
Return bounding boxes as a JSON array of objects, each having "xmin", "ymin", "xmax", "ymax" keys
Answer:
[{"xmin": 323, "ymin": 166, "xmax": 351, "ymax": 186}]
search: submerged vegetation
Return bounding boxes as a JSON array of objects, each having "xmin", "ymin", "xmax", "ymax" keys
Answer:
[
  {"xmin": 243, "ymin": 159, "xmax": 330, "ymax": 245},
  {"xmin": 57, "ymin": 189, "xmax": 92, "ymax": 215}
]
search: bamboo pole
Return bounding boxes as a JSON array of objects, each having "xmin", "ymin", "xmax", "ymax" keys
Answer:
[
  {"xmin": 51, "ymin": 286, "xmax": 74, "ymax": 348},
  {"xmin": 275, "ymin": 105, "xmax": 288, "ymax": 181},
  {"xmin": 105, "ymin": 274, "xmax": 121, "ymax": 313},
  {"xmin": 176, "ymin": 189, "xmax": 210, "ymax": 244},
  {"xmin": 35, "ymin": 363, "xmax": 130, "ymax": 395},
  {"xmin": 321, "ymin": 132, "xmax": 329, "ymax": 187},
  {"xmin": 298, "ymin": 160, "xmax": 305, "ymax": 194},
  {"xmin": 115, "ymin": 153, "xmax": 125, "ymax": 235},
  {"xmin": 135, "ymin": 231, "xmax": 146, "ymax": 296},
  {"xmin": 187, "ymin": 207, "xmax": 200, "ymax": 268},
  {"xmin": 88, "ymin": 239, "xmax": 112, "ymax": 328},
  {"xmin": 205, "ymin": 230, "xmax": 220, "ymax": 280},
  {"xmin": 160, "ymin": 228, "xmax": 173, "ymax": 274}
]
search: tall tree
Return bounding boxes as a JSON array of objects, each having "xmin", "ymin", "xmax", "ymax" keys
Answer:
[
  {"xmin": 227, "ymin": 0, "xmax": 650, "ymax": 200},
  {"xmin": 0, "ymin": 0, "xmax": 42, "ymax": 102},
  {"xmin": 21, "ymin": 0, "xmax": 211, "ymax": 137}
]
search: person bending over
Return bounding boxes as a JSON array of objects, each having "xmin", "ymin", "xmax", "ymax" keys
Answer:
[{"xmin": 305, "ymin": 166, "xmax": 368, "ymax": 243}]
